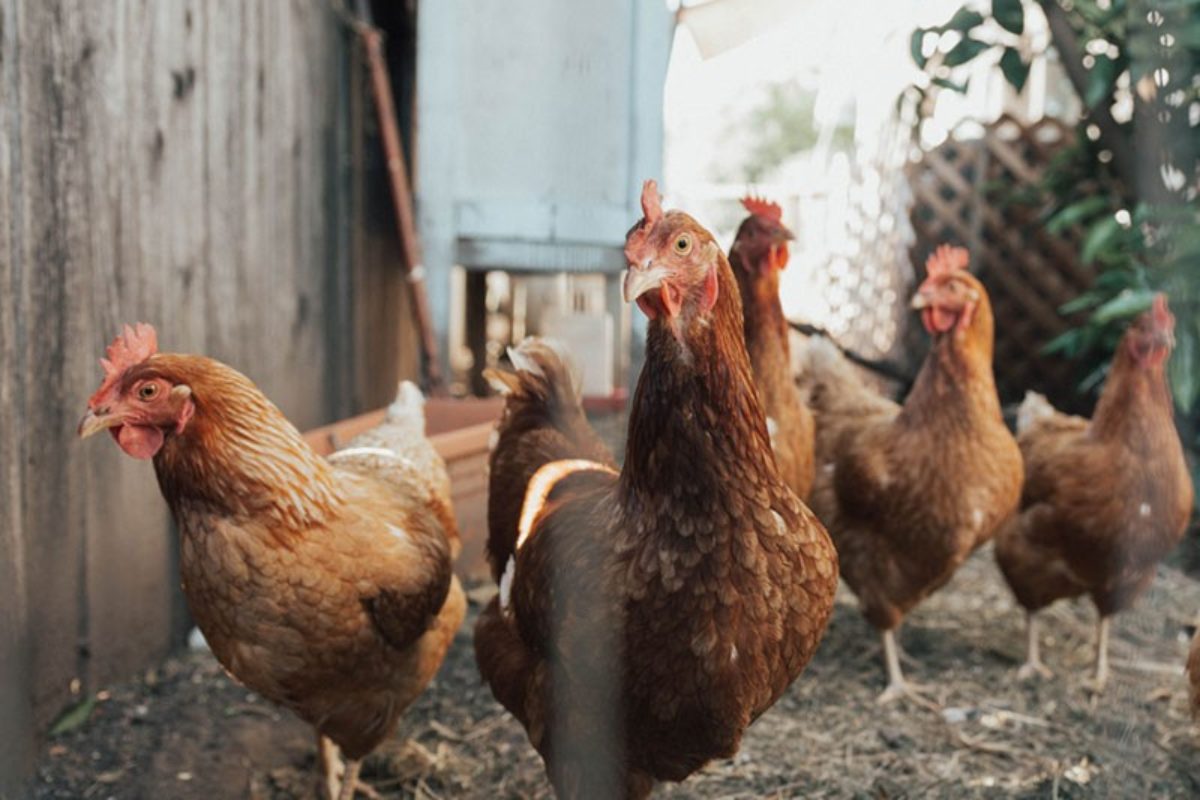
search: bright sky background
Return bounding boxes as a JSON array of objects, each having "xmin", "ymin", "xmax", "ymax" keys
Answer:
[
  {"xmin": 664, "ymin": 0, "xmax": 963, "ymax": 190},
  {"xmin": 660, "ymin": 0, "xmax": 1043, "ymax": 324}
]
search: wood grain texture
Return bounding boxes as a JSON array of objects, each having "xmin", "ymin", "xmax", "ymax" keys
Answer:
[
  {"xmin": 0, "ymin": 1, "xmax": 417, "ymax": 791},
  {"xmin": 0, "ymin": 3, "xmax": 37, "ymax": 793}
]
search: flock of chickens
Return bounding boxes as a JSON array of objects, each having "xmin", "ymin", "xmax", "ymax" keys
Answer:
[{"xmin": 76, "ymin": 180, "xmax": 1195, "ymax": 799}]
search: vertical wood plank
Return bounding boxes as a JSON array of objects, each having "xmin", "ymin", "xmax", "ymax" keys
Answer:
[
  {"xmin": 0, "ymin": 0, "xmax": 36, "ymax": 789},
  {"xmin": 75, "ymin": 0, "xmax": 185, "ymax": 692},
  {"xmin": 0, "ymin": 2, "xmax": 419, "ymax": 790},
  {"xmin": 13, "ymin": 0, "xmax": 91, "ymax": 731}
]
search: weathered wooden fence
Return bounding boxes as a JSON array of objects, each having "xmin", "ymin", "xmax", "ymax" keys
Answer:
[
  {"xmin": 907, "ymin": 115, "xmax": 1098, "ymax": 411},
  {"xmin": 0, "ymin": 3, "xmax": 416, "ymax": 794}
]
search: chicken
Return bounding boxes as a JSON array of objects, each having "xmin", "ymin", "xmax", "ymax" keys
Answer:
[
  {"xmin": 799, "ymin": 245, "xmax": 1022, "ymax": 703},
  {"xmin": 77, "ymin": 324, "xmax": 466, "ymax": 800},
  {"xmin": 474, "ymin": 181, "xmax": 838, "ymax": 799},
  {"xmin": 728, "ymin": 195, "xmax": 815, "ymax": 500},
  {"xmin": 994, "ymin": 295, "xmax": 1192, "ymax": 690}
]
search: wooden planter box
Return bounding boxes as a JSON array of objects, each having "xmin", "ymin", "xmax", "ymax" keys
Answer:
[{"xmin": 303, "ymin": 397, "xmax": 503, "ymax": 579}]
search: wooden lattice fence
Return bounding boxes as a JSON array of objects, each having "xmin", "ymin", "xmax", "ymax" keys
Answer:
[
  {"xmin": 802, "ymin": 128, "xmax": 918, "ymax": 370},
  {"xmin": 908, "ymin": 115, "xmax": 1098, "ymax": 412}
]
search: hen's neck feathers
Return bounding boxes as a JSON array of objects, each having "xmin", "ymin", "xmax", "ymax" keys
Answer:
[
  {"xmin": 1090, "ymin": 347, "xmax": 1176, "ymax": 448},
  {"xmin": 900, "ymin": 292, "xmax": 1001, "ymax": 429},
  {"xmin": 621, "ymin": 254, "xmax": 777, "ymax": 509},
  {"xmin": 731, "ymin": 251, "xmax": 792, "ymax": 396},
  {"xmin": 149, "ymin": 355, "xmax": 342, "ymax": 531}
]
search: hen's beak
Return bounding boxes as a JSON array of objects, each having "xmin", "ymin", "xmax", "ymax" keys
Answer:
[
  {"xmin": 772, "ymin": 225, "xmax": 795, "ymax": 244},
  {"xmin": 623, "ymin": 262, "xmax": 670, "ymax": 304},
  {"xmin": 909, "ymin": 291, "xmax": 933, "ymax": 310},
  {"xmin": 77, "ymin": 408, "xmax": 120, "ymax": 439}
]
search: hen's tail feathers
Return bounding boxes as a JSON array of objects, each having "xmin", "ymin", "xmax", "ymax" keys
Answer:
[
  {"xmin": 797, "ymin": 336, "xmax": 866, "ymax": 412},
  {"xmin": 336, "ymin": 380, "xmax": 428, "ymax": 458},
  {"xmin": 798, "ymin": 334, "xmax": 844, "ymax": 374},
  {"xmin": 484, "ymin": 337, "xmax": 584, "ymax": 413},
  {"xmin": 1016, "ymin": 391, "xmax": 1055, "ymax": 436},
  {"xmin": 384, "ymin": 380, "xmax": 427, "ymax": 432}
]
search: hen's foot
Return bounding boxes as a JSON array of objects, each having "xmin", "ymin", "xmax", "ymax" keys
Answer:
[
  {"xmin": 878, "ymin": 629, "xmax": 939, "ymax": 710},
  {"xmin": 341, "ymin": 779, "xmax": 382, "ymax": 800},
  {"xmin": 877, "ymin": 678, "xmax": 940, "ymax": 710},
  {"xmin": 1081, "ymin": 671, "xmax": 1109, "ymax": 696},
  {"xmin": 1016, "ymin": 658, "xmax": 1054, "ymax": 682},
  {"xmin": 329, "ymin": 765, "xmax": 381, "ymax": 800}
]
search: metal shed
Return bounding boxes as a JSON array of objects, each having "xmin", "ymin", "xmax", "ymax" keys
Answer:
[{"xmin": 416, "ymin": 0, "xmax": 674, "ymax": 389}]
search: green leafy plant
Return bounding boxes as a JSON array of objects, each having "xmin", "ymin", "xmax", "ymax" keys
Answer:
[
  {"xmin": 1043, "ymin": 204, "xmax": 1200, "ymax": 410},
  {"xmin": 908, "ymin": 0, "xmax": 1200, "ymax": 508},
  {"xmin": 907, "ymin": 1, "xmax": 1198, "ymax": 402},
  {"xmin": 48, "ymin": 696, "xmax": 97, "ymax": 737}
]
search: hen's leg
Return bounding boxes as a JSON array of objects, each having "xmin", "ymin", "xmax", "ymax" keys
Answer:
[
  {"xmin": 337, "ymin": 760, "xmax": 382, "ymax": 800},
  {"xmin": 319, "ymin": 736, "xmax": 382, "ymax": 800},
  {"xmin": 319, "ymin": 735, "xmax": 343, "ymax": 800},
  {"xmin": 1017, "ymin": 612, "xmax": 1053, "ymax": 680},
  {"xmin": 335, "ymin": 761, "xmax": 359, "ymax": 800},
  {"xmin": 878, "ymin": 628, "xmax": 907, "ymax": 703},
  {"xmin": 1083, "ymin": 615, "xmax": 1111, "ymax": 694},
  {"xmin": 877, "ymin": 629, "xmax": 938, "ymax": 708}
]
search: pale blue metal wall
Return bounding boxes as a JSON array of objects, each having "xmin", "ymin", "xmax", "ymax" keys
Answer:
[{"xmin": 415, "ymin": 0, "xmax": 674, "ymax": 378}]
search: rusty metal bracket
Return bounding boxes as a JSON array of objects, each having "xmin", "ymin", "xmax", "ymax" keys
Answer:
[{"xmin": 352, "ymin": 0, "xmax": 445, "ymax": 393}]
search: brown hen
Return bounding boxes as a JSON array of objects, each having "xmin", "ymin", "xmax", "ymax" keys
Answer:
[
  {"xmin": 800, "ymin": 245, "xmax": 1023, "ymax": 703},
  {"xmin": 729, "ymin": 194, "xmax": 816, "ymax": 500},
  {"xmin": 994, "ymin": 295, "xmax": 1193, "ymax": 690},
  {"xmin": 474, "ymin": 181, "xmax": 838, "ymax": 799},
  {"xmin": 78, "ymin": 325, "xmax": 466, "ymax": 800}
]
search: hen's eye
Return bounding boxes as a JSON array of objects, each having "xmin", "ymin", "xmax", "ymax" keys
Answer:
[
  {"xmin": 138, "ymin": 383, "xmax": 159, "ymax": 401},
  {"xmin": 674, "ymin": 235, "xmax": 691, "ymax": 254}
]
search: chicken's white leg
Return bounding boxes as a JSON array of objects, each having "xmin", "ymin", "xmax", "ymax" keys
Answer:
[
  {"xmin": 319, "ymin": 735, "xmax": 343, "ymax": 800},
  {"xmin": 1017, "ymin": 612, "xmax": 1053, "ymax": 680},
  {"xmin": 877, "ymin": 629, "xmax": 937, "ymax": 708},
  {"xmin": 1084, "ymin": 615, "xmax": 1111, "ymax": 694},
  {"xmin": 319, "ymin": 736, "xmax": 381, "ymax": 800},
  {"xmin": 891, "ymin": 622, "xmax": 915, "ymax": 667},
  {"xmin": 336, "ymin": 760, "xmax": 362, "ymax": 800}
]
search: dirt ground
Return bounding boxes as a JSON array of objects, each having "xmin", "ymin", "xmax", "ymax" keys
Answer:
[{"xmin": 32, "ymin": 543, "xmax": 1200, "ymax": 800}]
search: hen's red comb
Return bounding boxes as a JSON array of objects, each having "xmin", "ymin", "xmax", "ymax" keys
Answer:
[
  {"xmin": 89, "ymin": 323, "xmax": 158, "ymax": 407},
  {"xmin": 925, "ymin": 244, "xmax": 969, "ymax": 277},
  {"xmin": 640, "ymin": 179, "xmax": 663, "ymax": 225},
  {"xmin": 1151, "ymin": 293, "xmax": 1173, "ymax": 329},
  {"xmin": 741, "ymin": 195, "xmax": 783, "ymax": 224}
]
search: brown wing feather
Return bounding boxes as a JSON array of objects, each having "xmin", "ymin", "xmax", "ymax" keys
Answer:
[{"xmin": 362, "ymin": 541, "xmax": 452, "ymax": 651}]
